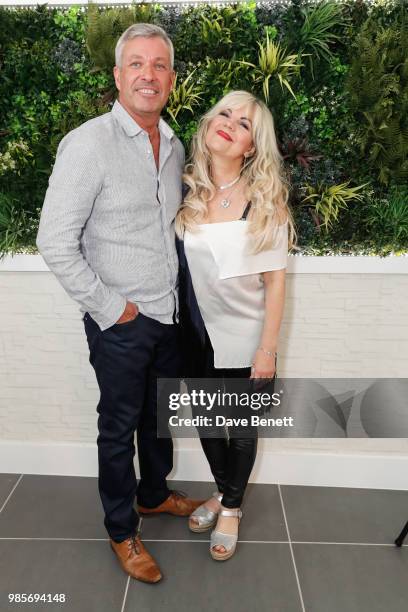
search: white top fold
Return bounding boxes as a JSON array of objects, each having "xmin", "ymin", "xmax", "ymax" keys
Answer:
[{"xmin": 184, "ymin": 220, "xmax": 288, "ymax": 368}]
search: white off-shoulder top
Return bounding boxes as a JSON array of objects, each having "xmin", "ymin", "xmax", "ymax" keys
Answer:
[{"xmin": 184, "ymin": 218, "xmax": 288, "ymax": 368}]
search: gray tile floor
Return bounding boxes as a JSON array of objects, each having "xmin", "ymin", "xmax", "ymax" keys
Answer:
[{"xmin": 0, "ymin": 474, "xmax": 407, "ymax": 612}]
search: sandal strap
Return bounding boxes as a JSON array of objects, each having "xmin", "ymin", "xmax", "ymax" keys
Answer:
[
  {"xmin": 190, "ymin": 505, "xmax": 217, "ymax": 524},
  {"xmin": 220, "ymin": 508, "xmax": 242, "ymax": 519},
  {"xmin": 210, "ymin": 529, "xmax": 238, "ymax": 552},
  {"xmin": 190, "ymin": 493, "xmax": 222, "ymax": 526}
]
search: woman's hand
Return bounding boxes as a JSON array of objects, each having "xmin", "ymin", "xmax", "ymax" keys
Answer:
[{"xmin": 250, "ymin": 349, "xmax": 276, "ymax": 380}]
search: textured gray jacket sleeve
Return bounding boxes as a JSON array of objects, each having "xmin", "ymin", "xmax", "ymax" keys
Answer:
[{"xmin": 36, "ymin": 133, "xmax": 126, "ymax": 330}]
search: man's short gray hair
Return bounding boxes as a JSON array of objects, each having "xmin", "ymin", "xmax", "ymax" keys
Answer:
[{"xmin": 115, "ymin": 23, "xmax": 174, "ymax": 69}]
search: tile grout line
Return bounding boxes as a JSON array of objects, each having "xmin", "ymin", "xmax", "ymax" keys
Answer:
[
  {"xmin": 120, "ymin": 576, "xmax": 130, "ymax": 612},
  {"xmin": 0, "ymin": 474, "xmax": 23, "ymax": 515},
  {"xmin": 278, "ymin": 484, "xmax": 306, "ymax": 612},
  {"xmin": 286, "ymin": 541, "xmax": 408, "ymax": 547},
  {"xmin": 0, "ymin": 537, "xmax": 406, "ymax": 546}
]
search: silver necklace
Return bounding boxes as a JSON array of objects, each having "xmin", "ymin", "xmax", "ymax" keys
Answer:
[
  {"xmin": 215, "ymin": 175, "xmax": 242, "ymax": 209},
  {"xmin": 216, "ymin": 174, "xmax": 241, "ymax": 191}
]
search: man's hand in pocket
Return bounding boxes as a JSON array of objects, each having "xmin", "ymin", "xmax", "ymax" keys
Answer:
[{"xmin": 116, "ymin": 301, "xmax": 139, "ymax": 324}]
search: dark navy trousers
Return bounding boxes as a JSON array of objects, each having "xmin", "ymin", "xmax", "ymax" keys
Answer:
[{"xmin": 83, "ymin": 311, "xmax": 180, "ymax": 543}]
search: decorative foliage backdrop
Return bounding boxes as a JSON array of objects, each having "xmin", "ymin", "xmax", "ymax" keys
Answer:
[{"xmin": 0, "ymin": 0, "xmax": 407, "ymax": 256}]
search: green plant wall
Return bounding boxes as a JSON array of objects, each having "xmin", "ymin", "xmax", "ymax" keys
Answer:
[{"xmin": 0, "ymin": 0, "xmax": 407, "ymax": 256}]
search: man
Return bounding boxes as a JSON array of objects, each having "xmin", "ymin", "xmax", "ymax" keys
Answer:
[{"xmin": 36, "ymin": 23, "xmax": 202, "ymax": 584}]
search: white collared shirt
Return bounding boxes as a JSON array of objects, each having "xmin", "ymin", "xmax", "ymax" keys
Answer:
[{"xmin": 184, "ymin": 219, "xmax": 288, "ymax": 368}]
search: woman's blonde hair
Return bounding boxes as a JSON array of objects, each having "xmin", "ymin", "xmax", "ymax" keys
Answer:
[{"xmin": 175, "ymin": 90, "xmax": 297, "ymax": 253}]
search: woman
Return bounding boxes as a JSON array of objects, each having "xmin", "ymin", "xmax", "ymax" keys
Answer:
[{"xmin": 175, "ymin": 90, "xmax": 296, "ymax": 561}]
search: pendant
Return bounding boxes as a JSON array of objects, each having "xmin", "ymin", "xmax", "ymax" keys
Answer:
[{"xmin": 220, "ymin": 198, "xmax": 231, "ymax": 208}]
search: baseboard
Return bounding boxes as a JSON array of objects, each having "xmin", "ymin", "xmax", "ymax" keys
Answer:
[{"xmin": 1, "ymin": 440, "xmax": 407, "ymax": 490}]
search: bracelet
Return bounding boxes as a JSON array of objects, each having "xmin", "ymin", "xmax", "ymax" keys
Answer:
[{"xmin": 257, "ymin": 347, "xmax": 277, "ymax": 359}]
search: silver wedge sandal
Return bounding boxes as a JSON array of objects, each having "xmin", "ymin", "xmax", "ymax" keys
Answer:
[
  {"xmin": 210, "ymin": 508, "xmax": 242, "ymax": 561},
  {"xmin": 188, "ymin": 492, "xmax": 223, "ymax": 533}
]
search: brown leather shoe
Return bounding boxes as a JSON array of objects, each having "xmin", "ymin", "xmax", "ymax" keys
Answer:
[
  {"xmin": 138, "ymin": 490, "xmax": 205, "ymax": 517},
  {"xmin": 110, "ymin": 530, "xmax": 162, "ymax": 583}
]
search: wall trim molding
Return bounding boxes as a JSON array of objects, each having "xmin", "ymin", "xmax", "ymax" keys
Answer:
[
  {"xmin": 1, "ymin": 253, "xmax": 407, "ymax": 274},
  {"xmin": 1, "ymin": 441, "xmax": 407, "ymax": 490}
]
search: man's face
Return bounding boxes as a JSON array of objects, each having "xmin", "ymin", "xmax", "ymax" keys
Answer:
[{"xmin": 113, "ymin": 36, "xmax": 175, "ymax": 118}]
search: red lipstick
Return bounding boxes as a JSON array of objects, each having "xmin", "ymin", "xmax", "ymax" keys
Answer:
[{"xmin": 216, "ymin": 130, "xmax": 232, "ymax": 142}]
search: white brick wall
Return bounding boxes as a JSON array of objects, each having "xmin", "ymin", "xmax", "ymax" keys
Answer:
[
  {"xmin": 0, "ymin": 269, "xmax": 407, "ymax": 459},
  {"xmin": 279, "ymin": 274, "xmax": 408, "ymax": 378}
]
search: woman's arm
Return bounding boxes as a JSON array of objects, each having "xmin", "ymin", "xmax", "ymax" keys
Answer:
[{"xmin": 251, "ymin": 268, "xmax": 286, "ymax": 378}]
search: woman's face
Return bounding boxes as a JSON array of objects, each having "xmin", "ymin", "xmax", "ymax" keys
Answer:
[{"xmin": 205, "ymin": 104, "xmax": 255, "ymax": 162}]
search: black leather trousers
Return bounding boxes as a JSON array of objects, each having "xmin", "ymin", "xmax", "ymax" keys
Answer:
[{"xmin": 197, "ymin": 330, "xmax": 258, "ymax": 508}]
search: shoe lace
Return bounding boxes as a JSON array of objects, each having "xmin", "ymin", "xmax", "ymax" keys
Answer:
[
  {"xmin": 127, "ymin": 517, "xmax": 143, "ymax": 555},
  {"xmin": 171, "ymin": 490, "xmax": 188, "ymax": 506},
  {"xmin": 171, "ymin": 489, "xmax": 187, "ymax": 498}
]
